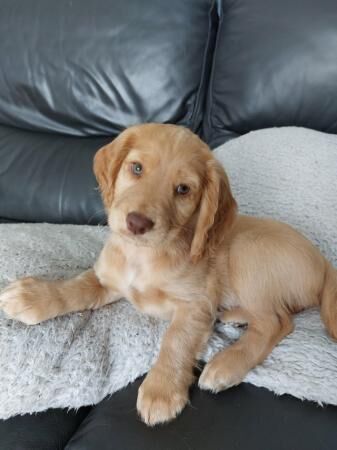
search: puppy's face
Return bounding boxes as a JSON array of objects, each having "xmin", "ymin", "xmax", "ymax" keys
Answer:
[
  {"xmin": 94, "ymin": 124, "xmax": 236, "ymax": 260},
  {"xmin": 110, "ymin": 127, "xmax": 205, "ymax": 246}
]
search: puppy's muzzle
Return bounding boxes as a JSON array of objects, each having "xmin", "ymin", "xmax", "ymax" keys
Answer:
[{"xmin": 126, "ymin": 212, "xmax": 154, "ymax": 235}]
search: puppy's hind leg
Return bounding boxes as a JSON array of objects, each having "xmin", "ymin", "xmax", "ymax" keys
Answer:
[
  {"xmin": 320, "ymin": 263, "xmax": 337, "ymax": 340},
  {"xmin": 199, "ymin": 311, "xmax": 294, "ymax": 393}
]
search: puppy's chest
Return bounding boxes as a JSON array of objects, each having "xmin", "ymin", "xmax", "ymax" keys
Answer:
[
  {"xmin": 117, "ymin": 257, "xmax": 175, "ymax": 318},
  {"xmin": 96, "ymin": 246, "xmax": 152, "ymax": 292},
  {"xmin": 97, "ymin": 243, "xmax": 207, "ymax": 318},
  {"xmin": 115, "ymin": 251, "xmax": 165, "ymax": 294},
  {"xmin": 120, "ymin": 262, "xmax": 148, "ymax": 293}
]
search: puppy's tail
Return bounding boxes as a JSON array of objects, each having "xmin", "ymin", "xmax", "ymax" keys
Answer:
[{"xmin": 320, "ymin": 262, "xmax": 337, "ymax": 340}]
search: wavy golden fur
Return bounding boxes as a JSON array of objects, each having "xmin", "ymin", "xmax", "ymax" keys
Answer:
[{"xmin": 1, "ymin": 123, "xmax": 337, "ymax": 426}]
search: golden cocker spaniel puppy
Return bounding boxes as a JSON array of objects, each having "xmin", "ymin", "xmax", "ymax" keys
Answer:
[{"xmin": 1, "ymin": 123, "xmax": 336, "ymax": 426}]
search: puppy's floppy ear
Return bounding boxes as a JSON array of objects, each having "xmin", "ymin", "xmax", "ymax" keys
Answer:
[
  {"xmin": 93, "ymin": 131, "xmax": 133, "ymax": 210},
  {"xmin": 190, "ymin": 158, "xmax": 237, "ymax": 263}
]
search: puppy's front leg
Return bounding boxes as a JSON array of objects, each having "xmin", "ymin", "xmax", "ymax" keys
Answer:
[
  {"xmin": 137, "ymin": 302, "xmax": 214, "ymax": 426},
  {"xmin": 0, "ymin": 269, "xmax": 120, "ymax": 325}
]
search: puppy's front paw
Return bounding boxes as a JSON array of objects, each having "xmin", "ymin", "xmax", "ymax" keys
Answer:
[
  {"xmin": 199, "ymin": 351, "xmax": 245, "ymax": 393},
  {"xmin": 137, "ymin": 369, "xmax": 188, "ymax": 426},
  {"xmin": 0, "ymin": 277, "xmax": 59, "ymax": 325}
]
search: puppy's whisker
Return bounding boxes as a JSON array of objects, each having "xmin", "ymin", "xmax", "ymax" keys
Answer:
[
  {"xmin": 86, "ymin": 208, "xmax": 107, "ymax": 226},
  {"xmin": 171, "ymin": 223, "xmax": 192, "ymax": 233},
  {"xmin": 112, "ymin": 230, "xmax": 159, "ymax": 249}
]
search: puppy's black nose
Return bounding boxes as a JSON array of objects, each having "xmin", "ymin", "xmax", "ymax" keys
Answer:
[{"xmin": 126, "ymin": 212, "xmax": 154, "ymax": 235}]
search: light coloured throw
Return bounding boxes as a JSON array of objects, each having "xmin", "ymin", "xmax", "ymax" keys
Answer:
[{"xmin": 0, "ymin": 127, "xmax": 336, "ymax": 419}]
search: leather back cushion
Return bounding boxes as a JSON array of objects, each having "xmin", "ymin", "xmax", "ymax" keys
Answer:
[
  {"xmin": 0, "ymin": 0, "xmax": 216, "ymax": 224},
  {"xmin": 203, "ymin": 0, "xmax": 337, "ymax": 147},
  {"xmin": 0, "ymin": 0, "xmax": 216, "ymax": 136},
  {"xmin": 0, "ymin": 125, "xmax": 110, "ymax": 224}
]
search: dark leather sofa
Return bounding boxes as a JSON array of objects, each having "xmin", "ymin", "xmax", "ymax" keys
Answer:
[{"xmin": 1, "ymin": 0, "xmax": 337, "ymax": 448}]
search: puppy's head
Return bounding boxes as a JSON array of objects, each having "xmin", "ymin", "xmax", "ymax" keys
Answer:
[{"xmin": 94, "ymin": 124, "xmax": 236, "ymax": 261}]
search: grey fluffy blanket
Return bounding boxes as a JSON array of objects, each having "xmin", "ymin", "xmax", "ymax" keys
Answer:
[{"xmin": 1, "ymin": 127, "xmax": 337, "ymax": 419}]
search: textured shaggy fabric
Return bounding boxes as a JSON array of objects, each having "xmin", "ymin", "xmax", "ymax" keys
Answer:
[{"xmin": 0, "ymin": 127, "xmax": 337, "ymax": 419}]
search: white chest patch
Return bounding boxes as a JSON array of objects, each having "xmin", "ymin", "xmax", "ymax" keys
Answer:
[
  {"xmin": 119, "ymin": 262, "xmax": 145, "ymax": 298},
  {"xmin": 124, "ymin": 265, "xmax": 138, "ymax": 288}
]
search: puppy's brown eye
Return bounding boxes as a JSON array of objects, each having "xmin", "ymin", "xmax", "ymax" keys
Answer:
[
  {"xmin": 131, "ymin": 162, "xmax": 143, "ymax": 176},
  {"xmin": 176, "ymin": 184, "xmax": 190, "ymax": 195}
]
